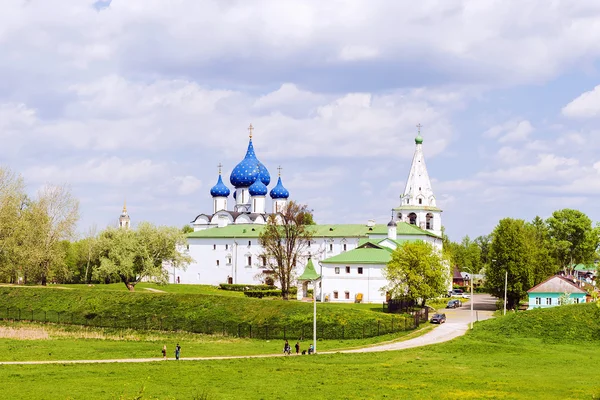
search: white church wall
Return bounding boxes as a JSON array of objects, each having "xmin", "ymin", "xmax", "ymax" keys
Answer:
[
  {"xmin": 320, "ymin": 263, "xmax": 387, "ymax": 304},
  {"xmin": 174, "ymin": 238, "xmax": 272, "ymax": 285}
]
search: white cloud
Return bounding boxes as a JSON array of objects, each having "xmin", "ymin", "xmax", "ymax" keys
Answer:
[
  {"xmin": 484, "ymin": 119, "xmax": 533, "ymax": 143},
  {"xmin": 338, "ymin": 45, "xmax": 380, "ymax": 61},
  {"xmin": 562, "ymin": 85, "xmax": 600, "ymax": 118},
  {"xmin": 174, "ymin": 176, "xmax": 202, "ymax": 195},
  {"xmin": 23, "ymin": 157, "xmax": 168, "ymax": 186}
]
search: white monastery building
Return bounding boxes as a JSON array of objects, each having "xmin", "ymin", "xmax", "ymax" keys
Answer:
[{"xmin": 179, "ymin": 125, "xmax": 445, "ymax": 303}]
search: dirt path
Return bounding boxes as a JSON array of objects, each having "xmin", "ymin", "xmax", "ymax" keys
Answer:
[
  {"xmin": 143, "ymin": 287, "xmax": 166, "ymax": 293},
  {"xmin": 0, "ymin": 295, "xmax": 496, "ymax": 365}
]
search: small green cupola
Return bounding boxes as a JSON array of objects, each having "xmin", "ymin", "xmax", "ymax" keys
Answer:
[
  {"xmin": 298, "ymin": 258, "xmax": 320, "ymax": 281},
  {"xmin": 415, "ymin": 123, "xmax": 423, "ymax": 144}
]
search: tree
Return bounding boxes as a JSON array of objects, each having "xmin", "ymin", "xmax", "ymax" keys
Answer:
[
  {"xmin": 94, "ymin": 222, "xmax": 193, "ymax": 291},
  {"xmin": 453, "ymin": 235, "xmax": 483, "ymax": 274},
  {"xmin": 546, "ymin": 209, "xmax": 600, "ymax": 274},
  {"xmin": 487, "ymin": 218, "xmax": 534, "ymax": 309},
  {"xmin": 22, "ymin": 185, "xmax": 79, "ymax": 285},
  {"xmin": 0, "ymin": 167, "xmax": 28, "ymax": 283},
  {"xmin": 181, "ymin": 224, "xmax": 194, "ymax": 234},
  {"xmin": 474, "ymin": 235, "xmax": 492, "ymax": 268},
  {"xmin": 382, "ymin": 241, "xmax": 447, "ymax": 307},
  {"xmin": 259, "ymin": 201, "xmax": 314, "ymax": 300},
  {"xmin": 526, "ymin": 216, "xmax": 558, "ymax": 285}
]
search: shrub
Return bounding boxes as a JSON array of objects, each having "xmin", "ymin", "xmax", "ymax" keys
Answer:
[
  {"xmin": 219, "ymin": 284, "xmax": 274, "ymax": 292},
  {"xmin": 243, "ymin": 290, "xmax": 282, "ymax": 298}
]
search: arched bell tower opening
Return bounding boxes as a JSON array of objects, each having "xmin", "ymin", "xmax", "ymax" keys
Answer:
[
  {"xmin": 408, "ymin": 213, "xmax": 417, "ymax": 225},
  {"xmin": 426, "ymin": 213, "xmax": 434, "ymax": 230}
]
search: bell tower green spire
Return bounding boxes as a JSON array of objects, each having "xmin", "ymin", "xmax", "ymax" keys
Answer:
[{"xmin": 415, "ymin": 123, "xmax": 423, "ymax": 144}]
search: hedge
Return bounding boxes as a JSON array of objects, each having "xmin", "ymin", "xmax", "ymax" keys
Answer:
[
  {"xmin": 219, "ymin": 284, "xmax": 275, "ymax": 292},
  {"xmin": 244, "ymin": 290, "xmax": 283, "ymax": 298}
]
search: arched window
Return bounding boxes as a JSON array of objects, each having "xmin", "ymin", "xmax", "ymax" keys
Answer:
[
  {"xmin": 418, "ymin": 198, "xmax": 422, "ymax": 205},
  {"xmin": 408, "ymin": 213, "xmax": 417, "ymax": 225},
  {"xmin": 426, "ymin": 213, "xmax": 434, "ymax": 230},
  {"xmin": 397, "ymin": 213, "xmax": 403, "ymax": 221}
]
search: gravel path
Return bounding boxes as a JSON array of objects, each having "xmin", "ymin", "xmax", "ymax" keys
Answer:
[{"xmin": 0, "ymin": 295, "xmax": 496, "ymax": 365}]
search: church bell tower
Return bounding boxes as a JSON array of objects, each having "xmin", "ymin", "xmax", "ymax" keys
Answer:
[
  {"xmin": 119, "ymin": 199, "xmax": 131, "ymax": 229},
  {"xmin": 393, "ymin": 125, "xmax": 442, "ymax": 237}
]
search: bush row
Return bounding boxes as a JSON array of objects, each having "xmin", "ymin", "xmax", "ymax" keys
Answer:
[
  {"xmin": 219, "ymin": 284, "xmax": 275, "ymax": 292},
  {"xmin": 244, "ymin": 287, "xmax": 305, "ymax": 298}
]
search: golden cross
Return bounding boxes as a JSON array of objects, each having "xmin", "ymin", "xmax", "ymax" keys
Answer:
[
  {"xmin": 218, "ymin": 163, "xmax": 223, "ymax": 175},
  {"xmin": 277, "ymin": 165, "xmax": 282, "ymax": 177},
  {"xmin": 416, "ymin": 123, "xmax": 422, "ymax": 134},
  {"xmin": 248, "ymin": 124, "xmax": 254, "ymax": 139}
]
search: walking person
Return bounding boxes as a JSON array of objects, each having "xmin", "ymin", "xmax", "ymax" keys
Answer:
[
  {"xmin": 175, "ymin": 343, "xmax": 181, "ymax": 360},
  {"xmin": 283, "ymin": 340, "xmax": 291, "ymax": 355},
  {"xmin": 162, "ymin": 345, "xmax": 167, "ymax": 360},
  {"xmin": 294, "ymin": 341, "xmax": 300, "ymax": 355}
]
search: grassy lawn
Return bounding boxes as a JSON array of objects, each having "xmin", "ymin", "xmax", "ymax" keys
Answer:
[
  {"xmin": 0, "ymin": 330, "xmax": 596, "ymax": 399},
  {"xmin": 0, "ymin": 303, "xmax": 598, "ymax": 398},
  {"xmin": 0, "ymin": 321, "xmax": 434, "ymax": 361},
  {"xmin": 51, "ymin": 282, "xmax": 246, "ymax": 297}
]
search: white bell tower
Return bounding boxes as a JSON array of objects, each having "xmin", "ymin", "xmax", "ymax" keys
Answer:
[
  {"xmin": 393, "ymin": 124, "xmax": 442, "ymax": 237},
  {"xmin": 119, "ymin": 199, "xmax": 131, "ymax": 229}
]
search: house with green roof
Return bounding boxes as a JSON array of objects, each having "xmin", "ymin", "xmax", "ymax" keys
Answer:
[
  {"xmin": 173, "ymin": 129, "xmax": 445, "ymax": 295},
  {"xmin": 318, "ymin": 239, "xmax": 397, "ymax": 303}
]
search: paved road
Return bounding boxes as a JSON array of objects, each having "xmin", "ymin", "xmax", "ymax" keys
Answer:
[
  {"xmin": 0, "ymin": 294, "xmax": 496, "ymax": 365},
  {"xmin": 340, "ymin": 293, "xmax": 495, "ymax": 353}
]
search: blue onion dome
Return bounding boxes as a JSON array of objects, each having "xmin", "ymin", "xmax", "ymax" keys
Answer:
[
  {"xmin": 257, "ymin": 162, "xmax": 270, "ymax": 186},
  {"xmin": 230, "ymin": 139, "xmax": 271, "ymax": 187},
  {"xmin": 210, "ymin": 174, "xmax": 230, "ymax": 197},
  {"xmin": 248, "ymin": 176, "xmax": 268, "ymax": 196},
  {"xmin": 270, "ymin": 177, "xmax": 290, "ymax": 199}
]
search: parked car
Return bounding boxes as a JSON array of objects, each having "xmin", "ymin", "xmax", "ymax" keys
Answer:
[
  {"xmin": 430, "ymin": 313, "xmax": 446, "ymax": 324},
  {"xmin": 451, "ymin": 289, "xmax": 471, "ymax": 299},
  {"xmin": 446, "ymin": 299, "xmax": 461, "ymax": 308}
]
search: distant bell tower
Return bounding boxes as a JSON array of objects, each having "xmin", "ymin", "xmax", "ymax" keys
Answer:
[
  {"xmin": 119, "ymin": 199, "xmax": 131, "ymax": 229},
  {"xmin": 393, "ymin": 124, "xmax": 442, "ymax": 236}
]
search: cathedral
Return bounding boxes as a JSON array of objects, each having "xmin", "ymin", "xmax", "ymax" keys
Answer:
[{"xmin": 180, "ymin": 125, "xmax": 446, "ymax": 303}]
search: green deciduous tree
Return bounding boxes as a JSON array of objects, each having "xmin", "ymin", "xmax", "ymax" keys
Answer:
[
  {"xmin": 94, "ymin": 222, "xmax": 193, "ymax": 291},
  {"xmin": 24, "ymin": 185, "xmax": 79, "ymax": 285},
  {"xmin": 383, "ymin": 241, "xmax": 447, "ymax": 307},
  {"xmin": 546, "ymin": 209, "xmax": 600, "ymax": 274},
  {"xmin": 259, "ymin": 201, "xmax": 314, "ymax": 300},
  {"xmin": 527, "ymin": 216, "xmax": 558, "ymax": 285},
  {"xmin": 487, "ymin": 218, "xmax": 534, "ymax": 309}
]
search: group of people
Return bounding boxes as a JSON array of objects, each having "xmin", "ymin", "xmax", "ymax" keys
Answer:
[
  {"xmin": 283, "ymin": 340, "xmax": 314, "ymax": 355},
  {"xmin": 161, "ymin": 344, "xmax": 181, "ymax": 360}
]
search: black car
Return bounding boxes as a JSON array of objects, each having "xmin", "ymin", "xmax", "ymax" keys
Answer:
[
  {"xmin": 430, "ymin": 313, "xmax": 446, "ymax": 324},
  {"xmin": 446, "ymin": 299, "xmax": 461, "ymax": 308}
]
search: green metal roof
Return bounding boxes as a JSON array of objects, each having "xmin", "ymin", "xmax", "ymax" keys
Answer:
[
  {"xmin": 298, "ymin": 258, "xmax": 320, "ymax": 280},
  {"xmin": 320, "ymin": 241, "xmax": 395, "ymax": 265},
  {"xmin": 320, "ymin": 247, "xmax": 393, "ymax": 265},
  {"xmin": 572, "ymin": 264, "xmax": 597, "ymax": 272},
  {"xmin": 187, "ymin": 222, "xmax": 437, "ymax": 239}
]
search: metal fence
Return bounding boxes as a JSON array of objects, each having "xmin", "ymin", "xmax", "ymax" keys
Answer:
[{"xmin": 0, "ymin": 306, "xmax": 428, "ymax": 340}]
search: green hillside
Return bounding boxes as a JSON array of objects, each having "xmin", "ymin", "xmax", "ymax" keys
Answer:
[
  {"xmin": 472, "ymin": 303, "xmax": 600, "ymax": 342},
  {"xmin": 0, "ymin": 286, "xmax": 409, "ymax": 339}
]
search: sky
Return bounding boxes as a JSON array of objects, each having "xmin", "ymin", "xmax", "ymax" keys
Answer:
[{"xmin": 2, "ymin": 0, "xmax": 600, "ymax": 241}]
